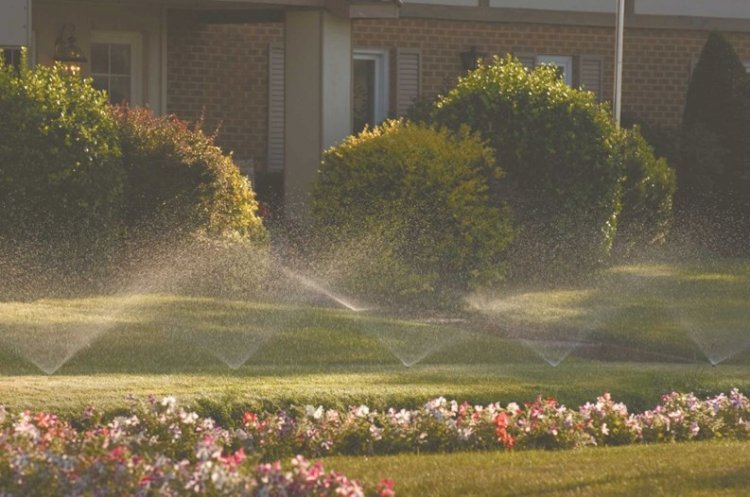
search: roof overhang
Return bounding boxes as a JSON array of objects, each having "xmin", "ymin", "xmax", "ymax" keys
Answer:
[{"xmin": 346, "ymin": 0, "xmax": 401, "ymax": 18}]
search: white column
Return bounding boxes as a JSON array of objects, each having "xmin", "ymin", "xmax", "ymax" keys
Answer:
[
  {"xmin": 284, "ymin": 10, "xmax": 352, "ymax": 221},
  {"xmin": 613, "ymin": 0, "xmax": 625, "ymax": 128}
]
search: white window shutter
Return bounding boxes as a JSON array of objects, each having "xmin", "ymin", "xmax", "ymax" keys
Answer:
[
  {"xmin": 267, "ymin": 43, "xmax": 285, "ymax": 173},
  {"xmin": 514, "ymin": 53, "xmax": 536, "ymax": 71},
  {"xmin": 579, "ymin": 55, "xmax": 603, "ymax": 100},
  {"xmin": 396, "ymin": 48, "xmax": 421, "ymax": 117}
]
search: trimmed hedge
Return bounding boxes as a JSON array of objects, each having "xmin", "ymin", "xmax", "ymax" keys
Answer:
[
  {"xmin": 312, "ymin": 120, "xmax": 514, "ymax": 307},
  {"xmin": 114, "ymin": 107, "xmax": 265, "ymax": 242},
  {"xmin": 432, "ymin": 55, "xmax": 623, "ymax": 279},
  {"xmin": 0, "ymin": 54, "xmax": 124, "ymax": 241},
  {"xmin": 0, "ymin": 59, "xmax": 266, "ymax": 297}
]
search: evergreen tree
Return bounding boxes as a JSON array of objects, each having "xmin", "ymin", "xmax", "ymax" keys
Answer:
[{"xmin": 680, "ymin": 31, "xmax": 750, "ymax": 245}]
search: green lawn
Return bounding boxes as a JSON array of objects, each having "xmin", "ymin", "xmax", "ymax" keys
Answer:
[
  {"xmin": 326, "ymin": 440, "xmax": 750, "ymax": 497},
  {"xmin": 1, "ymin": 258, "xmax": 749, "ymax": 494},
  {"xmin": 0, "ymin": 258, "xmax": 749, "ymax": 415}
]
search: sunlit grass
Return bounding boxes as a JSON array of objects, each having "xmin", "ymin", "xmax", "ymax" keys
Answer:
[
  {"xmin": 326, "ymin": 440, "xmax": 750, "ymax": 497},
  {"xmin": 0, "ymin": 362, "xmax": 748, "ymax": 416}
]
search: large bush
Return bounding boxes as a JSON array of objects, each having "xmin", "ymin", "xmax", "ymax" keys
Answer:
[
  {"xmin": 432, "ymin": 55, "xmax": 623, "ymax": 279},
  {"xmin": 111, "ymin": 107, "xmax": 268, "ymax": 299},
  {"xmin": 0, "ymin": 54, "xmax": 124, "ymax": 241},
  {"xmin": 613, "ymin": 127, "xmax": 676, "ymax": 255},
  {"xmin": 312, "ymin": 120, "xmax": 514, "ymax": 307},
  {"xmin": 113, "ymin": 107, "xmax": 265, "ymax": 242},
  {"xmin": 0, "ymin": 58, "xmax": 266, "ymax": 297}
]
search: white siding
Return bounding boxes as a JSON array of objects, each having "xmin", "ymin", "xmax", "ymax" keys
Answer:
[
  {"xmin": 267, "ymin": 43, "xmax": 285, "ymax": 173},
  {"xmin": 579, "ymin": 56, "xmax": 603, "ymax": 100},
  {"xmin": 396, "ymin": 48, "xmax": 421, "ymax": 116},
  {"xmin": 514, "ymin": 53, "xmax": 536, "ymax": 70}
]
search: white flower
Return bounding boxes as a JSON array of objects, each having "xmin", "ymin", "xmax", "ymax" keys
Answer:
[
  {"xmin": 354, "ymin": 405, "xmax": 370, "ymax": 418},
  {"xmin": 306, "ymin": 405, "xmax": 324, "ymax": 420},
  {"xmin": 394, "ymin": 409, "xmax": 411, "ymax": 425},
  {"xmin": 180, "ymin": 411, "xmax": 199, "ymax": 425}
]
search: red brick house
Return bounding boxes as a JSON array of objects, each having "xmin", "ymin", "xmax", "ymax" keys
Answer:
[{"xmin": 4, "ymin": 0, "xmax": 750, "ymax": 216}]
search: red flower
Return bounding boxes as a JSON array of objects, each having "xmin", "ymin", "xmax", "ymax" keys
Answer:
[
  {"xmin": 221, "ymin": 448, "xmax": 246, "ymax": 468},
  {"xmin": 494, "ymin": 412, "xmax": 515, "ymax": 449},
  {"xmin": 243, "ymin": 412, "xmax": 257, "ymax": 426},
  {"xmin": 377, "ymin": 479, "xmax": 396, "ymax": 497}
]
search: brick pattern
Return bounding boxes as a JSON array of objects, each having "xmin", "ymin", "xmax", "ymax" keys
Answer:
[
  {"xmin": 352, "ymin": 18, "xmax": 750, "ymax": 127},
  {"xmin": 165, "ymin": 14, "xmax": 750, "ymax": 169},
  {"xmin": 167, "ymin": 12, "xmax": 283, "ymax": 170}
]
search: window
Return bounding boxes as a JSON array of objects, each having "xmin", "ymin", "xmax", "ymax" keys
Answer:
[
  {"xmin": 90, "ymin": 31, "xmax": 142, "ymax": 105},
  {"xmin": 536, "ymin": 55, "xmax": 573, "ymax": 86},
  {"xmin": 514, "ymin": 52, "xmax": 602, "ymax": 100},
  {"xmin": 353, "ymin": 49, "xmax": 389, "ymax": 133}
]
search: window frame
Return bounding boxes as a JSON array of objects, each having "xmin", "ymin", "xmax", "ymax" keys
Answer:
[
  {"xmin": 353, "ymin": 48, "xmax": 390, "ymax": 127},
  {"xmin": 536, "ymin": 54, "xmax": 574, "ymax": 86},
  {"xmin": 90, "ymin": 30, "xmax": 143, "ymax": 106}
]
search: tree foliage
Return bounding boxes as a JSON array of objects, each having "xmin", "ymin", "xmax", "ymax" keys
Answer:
[{"xmin": 680, "ymin": 31, "xmax": 750, "ymax": 241}]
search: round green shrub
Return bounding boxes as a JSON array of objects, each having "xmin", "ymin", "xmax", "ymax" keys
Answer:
[
  {"xmin": 613, "ymin": 127, "xmax": 676, "ymax": 255},
  {"xmin": 0, "ymin": 55, "xmax": 124, "ymax": 241},
  {"xmin": 432, "ymin": 55, "xmax": 623, "ymax": 279},
  {"xmin": 113, "ymin": 106, "xmax": 265, "ymax": 242},
  {"xmin": 312, "ymin": 120, "xmax": 514, "ymax": 307}
]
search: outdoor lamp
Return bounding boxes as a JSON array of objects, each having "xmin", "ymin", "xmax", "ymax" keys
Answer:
[
  {"xmin": 53, "ymin": 24, "xmax": 87, "ymax": 74},
  {"xmin": 460, "ymin": 46, "xmax": 485, "ymax": 71}
]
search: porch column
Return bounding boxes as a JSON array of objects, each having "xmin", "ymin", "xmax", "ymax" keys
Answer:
[
  {"xmin": 284, "ymin": 9, "xmax": 352, "ymax": 221},
  {"xmin": 0, "ymin": 0, "xmax": 31, "ymax": 46}
]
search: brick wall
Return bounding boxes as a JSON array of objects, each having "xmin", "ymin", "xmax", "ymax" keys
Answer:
[
  {"xmin": 167, "ymin": 12, "xmax": 283, "ymax": 170},
  {"xmin": 164, "ymin": 14, "xmax": 750, "ymax": 172},
  {"xmin": 352, "ymin": 18, "xmax": 750, "ymax": 128}
]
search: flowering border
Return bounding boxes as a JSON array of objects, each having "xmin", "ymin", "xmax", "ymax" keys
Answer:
[{"xmin": 2, "ymin": 390, "xmax": 749, "ymax": 495}]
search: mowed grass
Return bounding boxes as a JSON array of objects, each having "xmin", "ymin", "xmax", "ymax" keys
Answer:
[
  {"xmin": 1, "ymin": 258, "xmax": 749, "ymax": 494},
  {"xmin": 325, "ymin": 440, "xmax": 750, "ymax": 497},
  {"xmin": 0, "ymin": 257, "xmax": 748, "ymax": 416}
]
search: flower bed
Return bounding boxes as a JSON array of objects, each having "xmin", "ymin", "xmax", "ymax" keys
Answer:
[
  {"xmin": 1, "ymin": 390, "xmax": 749, "ymax": 495},
  {"xmin": 235, "ymin": 390, "xmax": 750, "ymax": 456},
  {"xmin": 0, "ymin": 399, "xmax": 393, "ymax": 497}
]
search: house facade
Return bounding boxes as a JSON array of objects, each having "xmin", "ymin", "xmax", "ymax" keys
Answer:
[{"xmin": 4, "ymin": 0, "xmax": 750, "ymax": 216}]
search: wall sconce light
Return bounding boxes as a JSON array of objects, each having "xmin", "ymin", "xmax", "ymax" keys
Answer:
[
  {"xmin": 53, "ymin": 24, "xmax": 87, "ymax": 74},
  {"xmin": 460, "ymin": 46, "xmax": 486, "ymax": 72}
]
